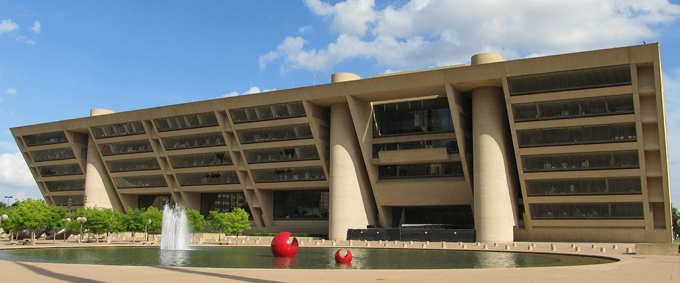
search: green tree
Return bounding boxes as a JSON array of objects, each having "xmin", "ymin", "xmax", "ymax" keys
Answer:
[
  {"xmin": 208, "ymin": 211, "xmax": 229, "ymax": 242},
  {"xmin": 0, "ymin": 206, "xmax": 17, "ymax": 241},
  {"xmin": 120, "ymin": 207, "xmax": 145, "ymax": 243},
  {"xmin": 44, "ymin": 206, "xmax": 67, "ymax": 244},
  {"xmin": 672, "ymin": 207, "xmax": 679, "ymax": 240},
  {"xmin": 225, "ymin": 208, "xmax": 251, "ymax": 238},
  {"xmin": 12, "ymin": 199, "xmax": 52, "ymax": 244},
  {"xmin": 143, "ymin": 206, "xmax": 163, "ymax": 238},
  {"xmin": 186, "ymin": 208, "xmax": 205, "ymax": 237}
]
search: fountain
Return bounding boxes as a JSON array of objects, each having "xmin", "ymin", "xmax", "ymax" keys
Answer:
[{"xmin": 160, "ymin": 204, "xmax": 190, "ymax": 250}]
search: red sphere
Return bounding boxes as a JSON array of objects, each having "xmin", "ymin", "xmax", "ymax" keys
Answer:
[
  {"xmin": 271, "ymin": 232, "xmax": 299, "ymax": 257},
  {"xmin": 335, "ymin": 249, "xmax": 352, "ymax": 263}
]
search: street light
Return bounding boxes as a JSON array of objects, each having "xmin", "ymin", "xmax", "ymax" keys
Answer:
[
  {"xmin": 76, "ymin": 217, "xmax": 87, "ymax": 244},
  {"xmin": 4, "ymin": 196, "xmax": 12, "ymax": 206},
  {"xmin": 1, "ymin": 214, "xmax": 7, "ymax": 239},
  {"xmin": 145, "ymin": 219, "xmax": 151, "ymax": 241}
]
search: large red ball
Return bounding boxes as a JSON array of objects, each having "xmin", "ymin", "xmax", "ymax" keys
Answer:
[
  {"xmin": 335, "ymin": 249, "xmax": 352, "ymax": 263},
  {"xmin": 271, "ymin": 232, "xmax": 299, "ymax": 257}
]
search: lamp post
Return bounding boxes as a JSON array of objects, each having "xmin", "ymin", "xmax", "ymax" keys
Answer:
[
  {"xmin": 145, "ymin": 219, "xmax": 151, "ymax": 241},
  {"xmin": 76, "ymin": 217, "xmax": 87, "ymax": 244},
  {"xmin": 1, "ymin": 214, "xmax": 7, "ymax": 239},
  {"xmin": 4, "ymin": 196, "xmax": 12, "ymax": 206},
  {"xmin": 64, "ymin": 218, "xmax": 71, "ymax": 242}
]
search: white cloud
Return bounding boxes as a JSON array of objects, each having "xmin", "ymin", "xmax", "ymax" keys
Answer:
[
  {"xmin": 0, "ymin": 152, "xmax": 35, "ymax": 188},
  {"xmin": 0, "ymin": 19, "xmax": 18, "ymax": 33},
  {"xmin": 31, "ymin": 21, "xmax": 40, "ymax": 33},
  {"xmin": 222, "ymin": 86, "xmax": 276, "ymax": 97},
  {"xmin": 6, "ymin": 88, "xmax": 17, "ymax": 94},
  {"xmin": 299, "ymin": 25, "xmax": 313, "ymax": 33},
  {"xmin": 261, "ymin": 0, "xmax": 680, "ymax": 72},
  {"xmin": 25, "ymin": 40, "xmax": 35, "ymax": 45}
]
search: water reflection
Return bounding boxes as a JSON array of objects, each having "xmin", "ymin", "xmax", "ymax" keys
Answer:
[
  {"xmin": 159, "ymin": 250, "xmax": 190, "ymax": 267},
  {"xmin": 476, "ymin": 251, "xmax": 517, "ymax": 269},
  {"xmin": 272, "ymin": 257, "xmax": 298, "ymax": 269}
]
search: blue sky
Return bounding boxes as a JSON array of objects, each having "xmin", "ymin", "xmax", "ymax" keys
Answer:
[{"xmin": 1, "ymin": 0, "xmax": 680, "ymax": 205}]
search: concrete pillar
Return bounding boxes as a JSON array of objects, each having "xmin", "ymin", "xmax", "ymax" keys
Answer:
[
  {"xmin": 328, "ymin": 102, "xmax": 375, "ymax": 240},
  {"xmin": 472, "ymin": 86, "xmax": 516, "ymax": 243},
  {"xmin": 331, "ymin": 72, "xmax": 361, "ymax": 83},
  {"xmin": 84, "ymin": 109, "xmax": 123, "ymax": 210}
]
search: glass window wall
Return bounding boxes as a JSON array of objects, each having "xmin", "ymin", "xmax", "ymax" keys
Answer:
[
  {"xmin": 379, "ymin": 162, "xmax": 464, "ymax": 179},
  {"xmin": 38, "ymin": 163, "xmax": 83, "ymax": 177},
  {"xmin": 106, "ymin": 157, "xmax": 160, "ymax": 172},
  {"xmin": 138, "ymin": 195, "xmax": 172, "ymax": 210},
  {"xmin": 162, "ymin": 132, "xmax": 225, "ymax": 150},
  {"xmin": 237, "ymin": 124, "xmax": 312, "ymax": 144},
  {"xmin": 91, "ymin": 121, "xmax": 145, "ymax": 139},
  {"xmin": 52, "ymin": 195, "xmax": 84, "ymax": 207},
  {"xmin": 373, "ymin": 139, "xmax": 459, "ymax": 158},
  {"xmin": 526, "ymin": 177, "xmax": 642, "ymax": 196},
  {"xmin": 200, "ymin": 192, "xmax": 249, "ymax": 217},
  {"xmin": 530, "ymin": 202, "xmax": 643, "ymax": 219},
  {"xmin": 252, "ymin": 166, "xmax": 325, "ymax": 183},
  {"xmin": 30, "ymin": 147, "xmax": 76, "ymax": 162},
  {"xmin": 23, "ymin": 131, "xmax": 68, "ymax": 147},
  {"xmin": 169, "ymin": 152, "xmax": 231, "ymax": 168},
  {"xmin": 508, "ymin": 65, "xmax": 631, "ymax": 96},
  {"xmin": 517, "ymin": 123, "xmax": 636, "ymax": 147},
  {"xmin": 154, "ymin": 112, "xmax": 219, "ymax": 132},
  {"xmin": 177, "ymin": 171, "xmax": 238, "ymax": 186},
  {"xmin": 113, "ymin": 175, "xmax": 167, "ymax": 189},
  {"xmin": 513, "ymin": 94, "xmax": 634, "ymax": 122},
  {"xmin": 521, "ymin": 151, "xmax": 639, "ymax": 172},
  {"xmin": 244, "ymin": 145, "xmax": 319, "ymax": 163},
  {"xmin": 373, "ymin": 98, "xmax": 454, "ymax": 137},
  {"xmin": 100, "ymin": 140, "xmax": 153, "ymax": 156},
  {"xmin": 45, "ymin": 179, "xmax": 85, "ymax": 192},
  {"xmin": 274, "ymin": 190, "xmax": 329, "ymax": 219},
  {"xmin": 230, "ymin": 101, "xmax": 306, "ymax": 124},
  {"xmin": 392, "ymin": 206, "xmax": 474, "ymax": 229}
]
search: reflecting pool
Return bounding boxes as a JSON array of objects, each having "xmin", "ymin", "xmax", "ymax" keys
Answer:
[{"xmin": 0, "ymin": 247, "xmax": 615, "ymax": 269}]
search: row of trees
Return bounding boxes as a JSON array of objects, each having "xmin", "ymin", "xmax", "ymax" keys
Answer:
[{"xmin": 0, "ymin": 199, "xmax": 251, "ymax": 244}]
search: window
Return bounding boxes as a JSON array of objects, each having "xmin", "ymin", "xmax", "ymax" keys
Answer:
[
  {"xmin": 530, "ymin": 202, "xmax": 643, "ymax": 219},
  {"xmin": 113, "ymin": 175, "xmax": 167, "ymax": 188},
  {"xmin": 30, "ymin": 147, "xmax": 76, "ymax": 162},
  {"xmin": 512, "ymin": 94, "xmax": 634, "ymax": 122},
  {"xmin": 177, "ymin": 171, "xmax": 238, "ymax": 186},
  {"xmin": 373, "ymin": 97, "xmax": 454, "ymax": 137},
  {"xmin": 373, "ymin": 139, "xmax": 459, "ymax": 158},
  {"xmin": 138, "ymin": 195, "xmax": 172, "ymax": 210},
  {"xmin": 237, "ymin": 124, "xmax": 313, "ymax": 144},
  {"xmin": 508, "ymin": 65, "xmax": 631, "ymax": 96},
  {"xmin": 274, "ymin": 190, "xmax": 329, "ymax": 220},
  {"xmin": 517, "ymin": 123, "xmax": 636, "ymax": 147},
  {"xmin": 38, "ymin": 164, "xmax": 83, "ymax": 177},
  {"xmin": 162, "ymin": 132, "xmax": 225, "ymax": 150},
  {"xmin": 200, "ymin": 193, "xmax": 250, "ymax": 217},
  {"xmin": 106, "ymin": 158, "xmax": 160, "ymax": 172},
  {"xmin": 379, "ymin": 162, "xmax": 464, "ymax": 179},
  {"xmin": 251, "ymin": 166, "xmax": 325, "ymax": 183},
  {"xmin": 154, "ymin": 112, "xmax": 219, "ymax": 132},
  {"xmin": 244, "ymin": 145, "xmax": 319, "ymax": 163},
  {"xmin": 230, "ymin": 101, "xmax": 306, "ymax": 124},
  {"xmin": 526, "ymin": 177, "xmax": 641, "ymax": 195},
  {"xmin": 23, "ymin": 131, "xmax": 68, "ymax": 147},
  {"xmin": 169, "ymin": 152, "xmax": 231, "ymax": 168},
  {"xmin": 91, "ymin": 121, "xmax": 145, "ymax": 139},
  {"xmin": 521, "ymin": 151, "xmax": 639, "ymax": 172},
  {"xmin": 45, "ymin": 179, "xmax": 85, "ymax": 192},
  {"xmin": 52, "ymin": 195, "xmax": 84, "ymax": 207},
  {"xmin": 100, "ymin": 140, "xmax": 153, "ymax": 156}
]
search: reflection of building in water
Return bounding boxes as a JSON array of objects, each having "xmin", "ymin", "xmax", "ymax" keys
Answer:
[
  {"xmin": 476, "ymin": 251, "xmax": 518, "ymax": 269},
  {"xmin": 11, "ymin": 44, "xmax": 671, "ymax": 243}
]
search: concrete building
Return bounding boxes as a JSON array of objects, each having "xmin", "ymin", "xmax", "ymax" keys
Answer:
[{"xmin": 10, "ymin": 44, "xmax": 672, "ymax": 243}]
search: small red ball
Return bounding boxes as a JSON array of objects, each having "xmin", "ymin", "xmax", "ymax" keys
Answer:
[{"xmin": 335, "ymin": 249, "xmax": 352, "ymax": 263}]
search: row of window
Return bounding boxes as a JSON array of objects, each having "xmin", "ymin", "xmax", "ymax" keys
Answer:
[
  {"xmin": 38, "ymin": 163, "xmax": 83, "ymax": 177},
  {"xmin": 230, "ymin": 101, "xmax": 306, "ymax": 124},
  {"xmin": 106, "ymin": 158, "xmax": 160, "ymax": 172},
  {"xmin": 512, "ymin": 94, "xmax": 634, "ymax": 122},
  {"xmin": 237, "ymin": 124, "xmax": 313, "ymax": 144},
  {"xmin": 169, "ymin": 152, "xmax": 231, "ymax": 168},
  {"xmin": 200, "ymin": 192, "xmax": 250, "ymax": 217},
  {"xmin": 31, "ymin": 147, "xmax": 76, "ymax": 162},
  {"xmin": 154, "ymin": 112, "xmax": 219, "ymax": 132},
  {"xmin": 23, "ymin": 131, "xmax": 68, "ymax": 147},
  {"xmin": 373, "ymin": 98, "xmax": 454, "ymax": 137},
  {"xmin": 517, "ymin": 123, "xmax": 636, "ymax": 147},
  {"xmin": 251, "ymin": 166, "xmax": 326, "ymax": 183},
  {"xmin": 45, "ymin": 179, "xmax": 85, "ymax": 192},
  {"xmin": 526, "ymin": 177, "xmax": 641, "ymax": 196},
  {"xmin": 100, "ymin": 140, "xmax": 153, "ymax": 156},
  {"xmin": 162, "ymin": 132, "xmax": 225, "ymax": 150},
  {"xmin": 522, "ymin": 151, "xmax": 638, "ymax": 172},
  {"xmin": 508, "ymin": 65, "xmax": 631, "ymax": 96},
  {"xmin": 113, "ymin": 175, "xmax": 167, "ymax": 189},
  {"xmin": 372, "ymin": 139, "xmax": 459, "ymax": 158},
  {"xmin": 274, "ymin": 190, "xmax": 329, "ymax": 220},
  {"xmin": 243, "ymin": 145, "xmax": 319, "ymax": 163},
  {"xmin": 379, "ymin": 162, "xmax": 464, "ymax": 179},
  {"xmin": 530, "ymin": 202, "xmax": 643, "ymax": 219},
  {"xmin": 91, "ymin": 121, "xmax": 145, "ymax": 139},
  {"xmin": 52, "ymin": 195, "xmax": 84, "ymax": 207},
  {"xmin": 176, "ymin": 171, "xmax": 239, "ymax": 186}
]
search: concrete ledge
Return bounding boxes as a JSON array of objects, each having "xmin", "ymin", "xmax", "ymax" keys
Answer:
[{"xmin": 636, "ymin": 243, "xmax": 680, "ymax": 256}]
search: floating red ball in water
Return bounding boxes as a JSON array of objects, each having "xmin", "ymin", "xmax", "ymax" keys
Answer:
[
  {"xmin": 335, "ymin": 249, "xmax": 352, "ymax": 263},
  {"xmin": 271, "ymin": 232, "xmax": 299, "ymax": 257}
]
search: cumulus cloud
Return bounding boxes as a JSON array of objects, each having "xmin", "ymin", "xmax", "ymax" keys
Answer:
[
  {"xmin": 261, "ymin": 0, "xmax": 680, "ymax": 72},
  {"xmin": 0, "ymin": 19, "xmax": 18, "ymax": 33},
  {"xmin": 299, "ymin": 25, "xmax": 313, "ymax": 33},
  {"xmin": 31, "ymin": 21, "xmax": 40, "ymax": 33},
  {"xmin": 0, "ymin": 152, "xmax": 35, "ymax": 188},
  {"xmin": 5, "ymin": 88, "xmax": 16, "ymax": 94},
  {"xmin": 222, "ymin": 86, "xmax": 276, "ymax": 97}
]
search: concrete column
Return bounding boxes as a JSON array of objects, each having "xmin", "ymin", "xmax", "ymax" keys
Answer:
[
  {"xmin": 84, "ymin": 109, "xmax": 122, "ymax": 210},
  {"xmin": 328, "ymin": 102, "xmax": 375, "ymax": 240},
  {"xmin": 472, "ymin": 87, "xmax": 516, "ymax": 243}
]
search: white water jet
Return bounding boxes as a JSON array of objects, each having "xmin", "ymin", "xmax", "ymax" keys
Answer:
[{"xmin": 160, "ymin": 204, "xmax": 190, "ymax": 250}]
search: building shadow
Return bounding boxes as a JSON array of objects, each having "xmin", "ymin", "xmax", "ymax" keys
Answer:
[
  {"xmin": 15, "ymin": 262, "xmax": 106, "ymax": 283},
  {"xmin": 154, "ymin": 266, "xmax": 285, "ymax": 283}
]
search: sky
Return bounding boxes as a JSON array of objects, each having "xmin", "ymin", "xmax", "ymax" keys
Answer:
[{"xmin": 0, "ymin": 0, "xmax": 680, "ymax": 205}]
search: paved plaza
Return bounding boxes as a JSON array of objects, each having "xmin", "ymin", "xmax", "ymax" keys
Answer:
[{"xmin": 0, "ymin": 236, "xmax": 678, "ymax": 283}]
